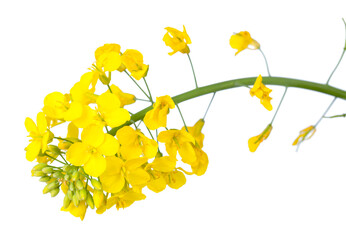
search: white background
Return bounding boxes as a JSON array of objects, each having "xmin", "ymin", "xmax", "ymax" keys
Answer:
[{"xmin": 1, "ymin": 0, "xmax": 346, "ymax": 239}]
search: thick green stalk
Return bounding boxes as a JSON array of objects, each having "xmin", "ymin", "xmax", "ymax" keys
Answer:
[{"xmin": 109, "ymin": 76, "xmax": 346, "ymax": 136}]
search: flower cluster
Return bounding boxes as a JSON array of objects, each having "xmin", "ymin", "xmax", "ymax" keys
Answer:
[{"xmin": 25, "ymin": 27, "xmax": 209, "ymax": 220}]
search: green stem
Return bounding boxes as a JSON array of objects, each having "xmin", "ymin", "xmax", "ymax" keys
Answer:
[
  {"xmin": 124, "ymin": 70, "xmax": 151, "ymax": 100},
  {"xmin": 108, "ymin": 76, "xmax": 346, "ymax": 136},
  {"xmin": 187, "ymin": 53, "xmax": 198, "ymax": 88},
  {"xmin": 45, "ymin": 154, "xmax": 65, "ymax": 165},
  {"xmin": 326, "ymin": 18, "xmax": 346, "ymax": 85},
  {"xmin": 315, "ymin": 97, "xmax": 337, "ymax": 127},
  {"xmin": 143, "ymin": 77, "xmax": 154, "ymax": 103},
  {"xmin": 54, "ymin": 137, "xmax": 73, "ymax": 144},
  {"xmin": 270, "ymin": 87, "xmax": 288, "ymax": 125},
  {"xmin": 259, "ymin": 48, "xmax": 271, "ymax": 77},
  {"xmin": 203, "ymin": 92, "xmax": 216, "ymax": 120},
  {"xmin": 175, "ymin": 103, "xmax": 188, "ymax": 132}
]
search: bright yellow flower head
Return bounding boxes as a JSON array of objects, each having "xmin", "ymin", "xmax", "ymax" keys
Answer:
[
  {"xmin": 158, "ymin": 129, "xmax": 196, "ymax": 164},
  {"xmin": 163, "ymin": 26, "xmax": 191, "ymax": 55},
  {"xmin": 116, "ymin": 126, "xmax": 158, "ymax": 160},
  {"xmin": 66, "ymin": 125, "xmax": 119, "ymax": 177},
  {"xmin": 143, "ymin": 95, "xmax": 175, "ymax": 130},
  {"xmin": 121, "ymin": 49, "xmax": 149, "ymax": 80},
  {"xmin": 108, "ymin": 84, "xmax": 136, "ymax": 108},
  {"xmin": 42, "ymin": 92, "xmax": 70, "ymax": 120},
  {"xmin": 95, "ymin": 44, "xmax": 124, "ymax": 72},
  {"xmin": 96, "ymin": 92, "xmax": 131, "ymax": 128},
  {"xmin": 70, "ymin": 72, "xmax": 98, "ymax": 105},
  {"xmin": 229, "ymin": 31, "xmax": 260, "ymax": 55},
  {"xmin": 250, "ymin": 75, "xmax": 273, "ymax": 111},
  {"xmin": 190, "ymin": 147, "xmax": 209, "ymax": 176},
  {"xmin": 292, "ymin": 125, "xmax": 316, "ymax": 146},
  {"xmin": 99, "ymin": 156, "xmax": 150, "ymax": 193},
  {"xmin": 248, "ymin": 124, "xmax": 273, "ymax": 152},
  {"xmin": 25, "ymin": 112, "xmax": 50, "ymax": 161},
  {"xmin": 106, "ymin": 189, "xmax": 146, "ymax": 210}
]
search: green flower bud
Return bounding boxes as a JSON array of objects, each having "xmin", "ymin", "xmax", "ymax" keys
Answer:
[
  {"xmin": 72, "ymin": 194, "xmax": 80, "ymax": 207},
  {"xmin": 79, "ymin": 189, "xmax": 87, "ymax": 201},
  {"xmin": 64, "ymin": 174, "xmax": 71, "ymax": 181},
  {"xmin": 71, "ymin": 171, "xmax": 79, "ymax": 182},
  {"xmin": 62, "ymin": 165, "xmax": 72, "ymax": 172},
  {"xmin": 48, "ymin": 145, "xmax": 61, "ymax": 155},
  {"xmin": 52, "ymin": 172, "xmax": 63, "ymax": 179},
  {"xmin": 75, "ymin": 189, "xmax": 81, "ymax": 200},
  {"xmin": 42, "ymin": 185, "xmax": 51, "ymax": 194},
  {"xmin": 50, "ymin": 188, "xmax": 60, "ymax": 197},
  {"xmin": 32, "ymin": 170, "xmax": 46, "ymax": 177},
  {"xmin": 63, "ymin": 194, "xmax": 71, "ymax": 209},
  {"xmin": 91, "ymin": 179, "xmax": 102, "ymax": 190},
  {"xmin": 39, "ymin": 176, "xmax": 51, "ymax": 182},
  {"xmin": 75, "ymin": 180, "xmax": 84, "ymax": 190},
  {"xmin": 69, "ymin": 182, "xmax": 75, "ymax": 192},
  {"xmin": 42, "ymin": 167, "xmax": 53, "ymax": 174},
  {"xmin": 47, "ymin": 181, "xmax": 59, "ymax": 191},
  {"xmin": 67, "ymin": 190, "xmax": 74, "ymax": 200},
  {"xmin": 32, "ymin": 163, "xmax": 48, "ymax": 171},
  {"xmin": 86, "ymin": 192, "xmax": 94, "ymax": 209}
]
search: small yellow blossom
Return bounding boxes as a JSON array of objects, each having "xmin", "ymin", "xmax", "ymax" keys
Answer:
[
  {"xmin": 96, "ymin": 92, "xmax": 131, "ymax": 128},
  {"xmin": 248, "ymin": 124, "xmax": 273, "ymax": 152},
  {"xmin": 166, "ymin": 170, "xmax": 186, "ymax": 189},
  {"xmin": 42, "ymin": 92, "xmax": 70, "ymax": 120},
  {"xmin": 143, "ymin": 95, "xmax": 175, "ymax": 130},
  {"xmin": 99, "ymin": 156, "xmax": 150, "ymax": 193},
  {"xmin": 116, "ymin": 126, "xmax": 158, "ymax": 159},
  {"xmin": 66, "ymin": 125, "xmax": 119, "ymax": 177},
  {"xmin": 106, "ymin": 189, "xmax": 146, "ymax": 210},
  {"xmin": 61, "ymin": 201, "xmax": 87, "ymax": 221},
  {"xmin": 121, "ymin": 49, "xmax": 149, "ymax": 80},
  {"xmin": 158, "ymin": 129, "xmax": 196, "ymax": 164},
  {"xmin": 292, "ymin": 125, "xmax": 316, "ymax": 146},
  {"xmin": 163, "ymin": 26, "xmax": 191, "ymax": 55},
  {"xmin": 190, "ymin": 147, "xmax": 209, "ymax": 176},
  {"xmin": 182, "ymin": 118, "xmax": 205, "ymax": 148},
  {"xmin": 25, "ymin": 112, "xmax": 50, "ymax": 161},
  {"xmin": 229, "ymin": 31, "xmax": 260, "ymax": 55},
  {"xmin": 108, "ymin": 84, "xmax": 136, "ymax": 108},
  {"xmin": 95, "ymin": 44, "xmax": 124, "ymax": 72},
  {"xmin": 250, "ymin": 75, "xmax": 273, "ymax": 111}
]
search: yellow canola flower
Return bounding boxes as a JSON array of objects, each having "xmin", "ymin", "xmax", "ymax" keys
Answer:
[
  {"xmin": 158, "ymin": 129, "xmax": 196, "ymax": 164},
  {"xmin": 25, "ymin": 112, "xmax": 50, "ymax": 161},
  {"xmin": 182, "ymin": 118, "xmax": 205, "ymax": 148},
  {"xmin": 121, "ymin": 49, "xmax": 149, "ymax": 80},
  {"xmin": 99, "ymin": 156, "xmax": 150, "ymax": 193},
  {"xmin": 61, "ymin": 201, "xmax": 87, "ymax": 221},
  {"xmin": 229, "ymin": 31, "xmax": 260, "ymax": 55},
  {"xmin": 190, "ymin": 147, "xmax": 209, "ymax": 176},
  {"xmin": 250, "ymin": 75, "xmax": 273, "ymax": 111},
  {"xmin": 70, "ymin": 71, "xmax": 98, "ymax": 105},
  {"xmin": 95, "ymin": 44, "xmax": 125, "ymax": 72},
  {"xmin": 42, "ymin": 92, "xmax": 70, "ymax": 120},
  {"xmin": 108, "ymin": 84, "xmax": 136, "ymax": 108},
  {"xmin": 143, "ymin": 95, "xmax": 175, "ymax": 130},
  {"xmin": 163, "ymin": 26, "xmax": 191, "ymax": 55},
  {"xmin": 96, "ymin": 92, "xmax": 131, "ymax": 128},
  {"xmin": 248, "ymin": 124, "xmax": 273, "ymax": 152},
  {"xmin": 106, "ymin": 189, "xmax": 146, "ymax": 210},
  {"xmin": 66, "ymin": 125, "xmax": 119, "ymax": 177},
  {"xmin": 166, "ymin": 170, "xmax": 186, "ymax": 189},
  {"xmin": 292, "ymin": 125, "xmax": 316, "ymax": 146},
  {"xmin": 116, "ymin": 126, "xmax": 158, "ymax": 160}
]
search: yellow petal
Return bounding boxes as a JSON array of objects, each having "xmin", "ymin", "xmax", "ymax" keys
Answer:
[
  {"xmin": 81, "ymin": 125, "xmax": 105, "ymax": 148},
  {"xmin": 179, "ymin": 142, "xmax": 196, "ymax": 164},
  {"xmin": 142, "ymin": 138, "xmax": 158, "ymax": 159},
  {"xmin": 97, "ymin": 134, "xmax": 119, "ymax": 156},
  {"xmin": 84, "ymin": 153, "xmax": 106, "ymax": 177},
  {"xmin": 124, "ymin": 158, "xmax": 148, "ymax": 171},
  {"xmin": 37, "ymin": 112, "xmax": 47, "ymax": 135},
  {"xmin": 26, "ymin": 140, "xmax": 41, "ymax": 161},
  {"xmin": 147, "ymin": 177, "xmax": 166, "ymax": 193},
  {"xmin": 93, "ymin": 190, "xmax": 105, "ymax": 209},
  {"xmin": 67, "ymin": 122, "xmax": 79, "ymax": 138},
  {"xmin": 104, "ymin": 108, "xmax": 131, "ymax": 128},
  {"xmin": 66, "ymin": 142, "xmax": 90, "ymax": 166},
  {"xmin": 25, "ymin": 117, "xmax": 37, "ymax": 133},
  {"xmin": 97, "ymin": 92, "xmax": 121, "ymax": 112},
  {"xmin": 64, "ymin": 102, "xmax": 83, "ymax": 121},
  {"xmin": 127, "ymin": 168, "xmax": 150, "ymax": 186},
  {"xmin": 168, "ymin": 171, "xmax": 186, "ymax": 189},
  {"xmin": 151, "ymin": 156, "xmax": 176, "ymax": 172}
]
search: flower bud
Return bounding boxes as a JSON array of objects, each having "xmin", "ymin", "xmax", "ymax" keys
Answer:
[
  {"xmin": 62, "ymin": 165, "xmax": 72, "ymax": 172},
  {"xmin": 91, "ymin": 179, "xmax": 102, "ymax": 190},
  {"xmin": 67, "ymin": 190, "xmax": 74, "ymax": 200},
  {"xmin": 32, "ymin": 171, "xmax": 46, "ymax": 177},
  {"xmin": 69, "ymin": 182, "xmax": 75, "ymax": 192},
  {"xmin": 52, "ymin": 172, "xmax": 63, "ymax": 179},
  {"xmin": 32, "ymin": 163, "xmax": 48, "ymax": 171},
  {"xmin": 47, "ymin": 181, "xmax": 59, "ymax": 191},
  {"xmin": 79, "ymin": 189, "xmax": 87, "ymax": 201},
  {"xmin": 63, "ymin": 194, "xmax": 71, "ymax": 209},
  {"xmin": 50, "ymin": 188, "xmax": 60, "ymax": 197},
  {"xmin": 42, "ymin": 167, "xmax": 53, "ymax": 174},
  {"xmin": 71, "ymin": 171, "xmax": 79, "ymax": 182},
  {"xmin": 72, "ymin": 194, "xmax": 80, "ymax": 207},
  {"xmin": 86, "ymin": 192, "xmax": 95, "ymax": 209},
  {"xmin": 43, "ymin": 185, "xmax": 51, "ymax": 194},
  {"xmin": 64, "ymin": 174, "xmax": 71, "ymax": 181},
  {"xmin": 75, "ymin": 180, "xmax": 84, "ymax": 190},
  {"xmin": 39, "ymin": 176, "xmax": 51, "ymax": 182},
  {"xmin": 48, "ymin": 145, "xmax": 61, "ymax": 155}
]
